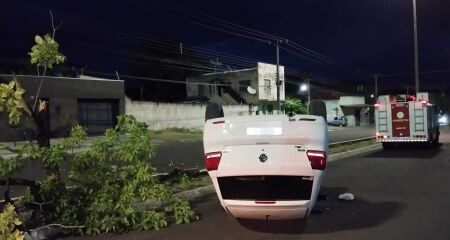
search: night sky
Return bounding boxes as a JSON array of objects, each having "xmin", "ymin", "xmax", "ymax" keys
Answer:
[{"xmin": 2, "ymin": 0, "xmax": 450, "ymax": 94}]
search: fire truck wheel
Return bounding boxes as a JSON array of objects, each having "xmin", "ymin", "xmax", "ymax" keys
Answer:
[
  {"xmin": 431, "ymin": 132, "xmax": 440, "ymax": 148},
  {"xmin": 382, "ymin": 142, "xmax": 393, "ymax": 150}
]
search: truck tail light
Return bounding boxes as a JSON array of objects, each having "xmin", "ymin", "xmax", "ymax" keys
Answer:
[
  {"xmin": 374, "ymin": 103, "xmax": 380, "ymax": 110},
  {"xmin": 307, "ymin": 150, "xmax": 326, "ymax": 170},
  {"xmin": 205, "ymin": 152, "xmax": 222, "ymax": 171},
  {"xmin": 422, "ymin": 100, "xmax": 428, "ymax": 107}
]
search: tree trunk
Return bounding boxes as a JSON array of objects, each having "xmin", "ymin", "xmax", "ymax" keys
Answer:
[{"xmin": 33, "ymin": 106, "xmax": 61, "ymax": 182}]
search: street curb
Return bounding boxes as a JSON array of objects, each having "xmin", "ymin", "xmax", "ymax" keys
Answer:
[
  {"xmin": 328, "ymin": 144, "xmax": 382, "ymax": 162},
  {"xmin": 174, "ymin": 185, "xmax": 215, "ymax": 202}
]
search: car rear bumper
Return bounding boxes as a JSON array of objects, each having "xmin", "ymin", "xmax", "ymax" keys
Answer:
[
  {"xmin": 377, "ymin": 137, "xmax": 428, "ymax": 142},
  {"xmin": 223, "ymin": 200, "xmax": 310, "ymax": 220},
  {"xmin": 209, "ymin": 175, "xmax": 322, "ymax": 220}
]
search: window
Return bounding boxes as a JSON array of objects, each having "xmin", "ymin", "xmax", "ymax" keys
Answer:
[
  {"xmin": 78, "ymin": 99, "xmax": 119, "ymax": 135},
  {"xmin": 264, "ymin": 79, "xmax": 271, "ymax": 91},
  {"xmin": 239, "ymin": 80, "xmax": 251, "ymax": 92}
]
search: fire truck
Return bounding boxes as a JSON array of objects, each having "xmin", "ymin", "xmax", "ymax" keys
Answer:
[{"xmin": 375, "ymin": 92, "xmax": 440, "ymax": 150}]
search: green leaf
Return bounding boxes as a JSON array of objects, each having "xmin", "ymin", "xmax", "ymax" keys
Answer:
[{"xmin": 35, "ymin": 35, "xmax": 44, "ymax": 44}]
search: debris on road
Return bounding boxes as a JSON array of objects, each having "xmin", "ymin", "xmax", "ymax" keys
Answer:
[{"xmin": 338, "ymin": 193, "xmax": 355, "ymax": 201}]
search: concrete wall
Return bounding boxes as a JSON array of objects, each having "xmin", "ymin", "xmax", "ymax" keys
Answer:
[
  {"xmin": 0, "ymin": 75, "xmax": 124, "ymax": 141},
  {"xmin": 126, "ymin": 98, "xmax": 254, "ymax": 130},
  {"xmin": 339, "ymin": 96, "xmax": 365, "ymax": 105}
]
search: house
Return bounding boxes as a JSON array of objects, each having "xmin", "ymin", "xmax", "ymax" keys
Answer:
[
  {"xmin": 186, "ymin": 62, "xmax": 285, "ymax": 115},
  {"xmin": 0, "ymin": 74, "xmax": 124, "ymax": 141},
  {"xmin": 323, "ymin": 96, "xmax": 374, "ymax": 126}
]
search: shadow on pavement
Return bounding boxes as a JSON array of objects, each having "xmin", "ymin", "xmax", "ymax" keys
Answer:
[
  {"xmin": 236, "ymin": 187, "xmax": 404, "ymax": 235},
  {"xmin": 365, "ymin": 143, "xmax": 442, "ymax": 159}
]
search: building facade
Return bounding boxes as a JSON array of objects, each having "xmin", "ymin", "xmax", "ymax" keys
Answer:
[
  {"xmin": 186, "ymin": 62, "xmax": 285, "ymax": 114},
  {"xmin": 323, "ymin": 96, "xmax": 374, "ymax": 126},
  {"xmin": 0, "ymin": 74, "xmax": 125, "ymax": 141}
]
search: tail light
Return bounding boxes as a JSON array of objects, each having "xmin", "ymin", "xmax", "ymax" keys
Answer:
[
  {"xmin": 422, "ymin": 100, "xmax": 428, "ymax": 107},
  {"xmin": 306, "ymin": 150, "xmax": 326, "ymax": 170},
  {"xmin": 374, "ymin": 103, "xmax": 380, "ymax": 110},
  {"xmin": 205, "ymin": 152, "xmax": 222, "ymax": 171}
]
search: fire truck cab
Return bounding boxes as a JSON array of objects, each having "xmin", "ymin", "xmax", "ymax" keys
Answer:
[{"xmin": 375, "ymin": 92, "xmax": 440, "ymax": 150}]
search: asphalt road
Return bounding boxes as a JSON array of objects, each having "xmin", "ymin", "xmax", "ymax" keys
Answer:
[
  {"xmin": 76, "ymin": 127, "xmax": 450, "ymax": 240},
  {"xmin": 152, "ymin": 126, "xmax": 375, "ymax": 172},
  {"xmin": 0, "ymin": 126, "xmax": 374, "ymax": 198}
]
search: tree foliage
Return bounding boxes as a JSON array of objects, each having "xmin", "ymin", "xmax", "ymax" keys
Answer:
[
  {"xmin": 29, "ymin": 34, "xmax": 66, "ymax": 70},
  {"xmin": 2, "ymin": 116, "xmax": 197, "ymax": 235},
  {"xmin": 0, "ymin": 80, "xmax": 26, "ymax": 125},
  {"xmin": 0, "ymin": 204, "xmax": 24, "ymax": 240},
  {"xmin": 283, "ymin": 97, "xmax": 308, "ymax": 115},
  {"xmin": 1, "ymin": 15, "xmax": 198, "ymax": 235}
]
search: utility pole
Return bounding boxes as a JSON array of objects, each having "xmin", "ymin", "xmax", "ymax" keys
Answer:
[
  {"xmin": 374, "ymin": 74, "xmax": 378, "ymax": 98},
  {"xmin": 275, "ymin": 40, "xmax": 281, "ymax": 114},
  {"xmin": 413, "ymin": 0, "xmax": 420, "ymax": 92},
  {"xmin": 307, "ymin": 79, "xmax": 310, "ymax": 113}
]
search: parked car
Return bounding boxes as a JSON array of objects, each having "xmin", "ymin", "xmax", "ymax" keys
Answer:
[
  {"xmin": 203, "ymin": 113, "xmax": 328, "ymax": 220},
  {"xmin": 438, "ymin": 113, "xmax": 448, "ymax": 126},
  {"xmin": 327, "ymin": 116, "xmax": 348, "ymax": 126}
]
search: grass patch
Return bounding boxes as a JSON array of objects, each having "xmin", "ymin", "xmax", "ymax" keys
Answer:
[
  {"xmin": 329, "ymin": 139, "xmax": 378, "ymax": 155},
  {"xmin": 150, "ymin": 128, "xmax": 203, "ymax": 143}
]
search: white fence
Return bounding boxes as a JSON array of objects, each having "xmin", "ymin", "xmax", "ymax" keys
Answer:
[{"xmin": 125, "ymin": 98, "xmax": 254, "ymax": 130}]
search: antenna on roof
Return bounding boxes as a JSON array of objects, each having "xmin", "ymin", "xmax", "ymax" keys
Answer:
[{"xmin": 115, "ymin": 70, "xmax": 120, "ymax": 80}]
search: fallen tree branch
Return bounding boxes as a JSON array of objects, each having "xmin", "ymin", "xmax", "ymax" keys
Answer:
[
  {"xmin": 32, "ymin": 223, "xmax": 85, "ymax": 231},
  {"xmin": 29, "ymin": 199, "xmax": 54, "ymax": 213}
]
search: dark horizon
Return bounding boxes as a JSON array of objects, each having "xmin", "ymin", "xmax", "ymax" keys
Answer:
[{"xmin": 1, "ymin": 0, "xmax": 450, "ymax": 98}]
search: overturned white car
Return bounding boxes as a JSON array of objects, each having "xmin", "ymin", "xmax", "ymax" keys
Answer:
[{"xmin": 203, "ymin": 113, "xmax": 328, "ymax": 220}]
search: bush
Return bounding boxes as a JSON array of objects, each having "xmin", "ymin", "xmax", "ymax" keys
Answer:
[{"xmin": 283, "ymin": 97, "xmax": 308, "ymax": 115}]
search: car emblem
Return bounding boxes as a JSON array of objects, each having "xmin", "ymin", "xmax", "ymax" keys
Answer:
[{"xmin": 259, "ymin": 153, "xmax": 268, "ymax": 163}]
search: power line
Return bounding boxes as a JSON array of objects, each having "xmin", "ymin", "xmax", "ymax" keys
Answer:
[
  {"xmin": 148, "ymin": 0, "xmax": 284, "ymax": 42},
  {"xmin": 1, "ymin": 3, "xmax": 335, "ymax": 83},
  {"xmin": 137, "ymin": 0, "xmax": 362, "ymax": 73},
  {"xmin": 133, "ymin": 3, "xmax": 272, "ymax": 44}
]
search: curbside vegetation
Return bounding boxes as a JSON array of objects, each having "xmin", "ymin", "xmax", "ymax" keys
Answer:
[{"xmin": 0, "ymin": 116, "xmax": 199, "ymax": 238}]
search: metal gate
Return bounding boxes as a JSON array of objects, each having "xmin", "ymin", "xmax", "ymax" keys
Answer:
[{"xmin": 77, "ymin": 99, "xmax": 119, "ymax": 134}]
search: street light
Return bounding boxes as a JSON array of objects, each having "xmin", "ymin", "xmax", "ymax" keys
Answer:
[
  {"xmin": 413, "ymin": 0, "xmax": 420, "ymax": 92},
  {"xmin": 300, "ymin": 84, "xmax": 308, "ymax": 92},
  {"xmin": 299, "ymin": 80, "xmax": 310, "ymax": 113}
]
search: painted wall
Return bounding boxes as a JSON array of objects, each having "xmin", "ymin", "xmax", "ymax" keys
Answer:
[
  {"xmin": 0, "ymin": 75, "xmax": 124, "ymax": 141},
  {"xmin": 125, "ymin": 98, "xmax": 255, "ymax": 130}
]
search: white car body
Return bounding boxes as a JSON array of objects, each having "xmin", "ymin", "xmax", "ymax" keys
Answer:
[{"xmin": 203, "ymin": 114, "xmax": 328, "ymax": 220}]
